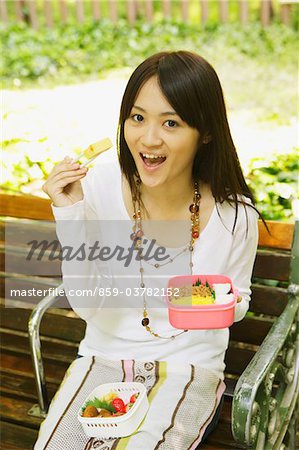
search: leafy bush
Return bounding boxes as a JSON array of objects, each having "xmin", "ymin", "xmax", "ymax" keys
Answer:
[
  {"xmin": 1, "ymin": 19, "xmax": 297, "ymax": 86},
  {"xmin": 2, "ymin": 20, "xmax": 297, "ymax": 124},
  {"xmin": 246, "ymin": 149, "xmax": 299, "ymax": 221},
  {"xmin": 1, "ymin": 137, "xmax": 54, "ymax": 196}
]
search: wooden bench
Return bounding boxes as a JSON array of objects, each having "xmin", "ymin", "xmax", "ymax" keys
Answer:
[{"xmin": 1, "ymin": 192, "xmax": 298, "ymax": 450}]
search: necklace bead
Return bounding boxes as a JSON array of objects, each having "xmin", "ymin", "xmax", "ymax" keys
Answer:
[
  {"xmin": 189, "ymin": 204, "xmax": 199, "ymax": 213},
  {"xmin": 132, "ymin": 178, "xmax": 201, "ymax": 340}
]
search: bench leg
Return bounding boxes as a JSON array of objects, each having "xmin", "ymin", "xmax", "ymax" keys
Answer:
[{"xmin": 27, "ymin": 285, "xmax": 63, "ymax": 418}]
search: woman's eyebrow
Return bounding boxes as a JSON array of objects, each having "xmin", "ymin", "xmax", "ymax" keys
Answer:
[{"xmin": 132, "ymin": 104, "xmax": 178, "ymax": 117}]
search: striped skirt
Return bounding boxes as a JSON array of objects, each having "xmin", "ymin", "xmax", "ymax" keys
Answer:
[{"xmin": 34, "ymin": 356, "xmax": 225, "ymax": 450}]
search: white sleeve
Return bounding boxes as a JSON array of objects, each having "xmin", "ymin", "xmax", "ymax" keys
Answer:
[
  {"xmin": 51, "ymin": 170, "xmax": 108, "ymax": 321},
  {"xmin": 227, "ymin": 204, "xmax": 259, "ymax": 322}
]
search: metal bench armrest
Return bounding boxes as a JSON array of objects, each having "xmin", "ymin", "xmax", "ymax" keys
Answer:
[
  {"xmin": 232, "ymin": 286, "xmax": 299, "ymax": 448},
  {"xmin": 28, "ymin": 283, "xmax": 64, "ymax": 417}
]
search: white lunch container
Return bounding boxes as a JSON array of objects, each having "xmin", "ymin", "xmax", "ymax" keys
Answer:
[{"xmin": 77, "ymin": 382, "xmax": 149, "ymax": 438}]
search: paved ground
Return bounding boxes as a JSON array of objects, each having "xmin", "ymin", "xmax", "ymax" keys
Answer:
[{"xmin": 2, "ymin": 78, "xmax": 297, "ymax": 193}]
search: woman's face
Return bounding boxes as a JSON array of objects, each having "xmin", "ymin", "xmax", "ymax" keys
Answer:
[{"xmin": 124, "ymin": 76, "xmax": 200, "ymax": 189}]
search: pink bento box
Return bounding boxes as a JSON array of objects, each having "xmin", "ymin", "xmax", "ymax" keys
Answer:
[{"xmin": 167, "ymin": 275, "xmax": 238, "ymax": 330}]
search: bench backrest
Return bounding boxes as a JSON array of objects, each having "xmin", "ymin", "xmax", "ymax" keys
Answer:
[{"xmin": 0, "ymin": 193, "xmax": 295, "ymax": 382}]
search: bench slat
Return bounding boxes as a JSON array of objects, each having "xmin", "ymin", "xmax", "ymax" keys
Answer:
[
  {"xmin": 0, "ymin": 194, "xmax": 53, "ymax": 221},
  {"xmin": 0, "ymin": 370, "xmax": 58, "ymax": 403},
  {"xmin": 253, "ymin": 249, "xmax": 291, "ymax": 281},
  {"xmin": 230, "ymin": 316, "xmax": 273, "ymax": 345},
  {"xmin": 0, "ymin": 395, "xmax": 42, "ymax": 429},
  {"xmin": 0, "ymin": 357, "xmax": 236, "ymax": 405},
  {"xmin": 0, "ymin": 285, "xmax": 288, "ymax": 346},
  {"xmin": 250, "ymin": 284, "xmax": 288, "ymax": 316},
  {"xmin": 0, "ymin": 250, "xmax": 62, "ymax": 276},
  {"xmin": 0, "ymin": 295, "xmax": 284, "ymax": 348},
  {"xmin": 0, "ymin": 331, "xmax": 78, "ymax": 362},
  {"xmin": 224, "ymin": 346, "xmax": 256, "ymax": 375},
  {"xmin": 2, "ymin": 247, "xmax": 291, "ymax": 280},
  {"xmin": 0, "ymin": 421, "xmax": 38, "ymax": 450},
  {"xmin": 1, "ymin": 352, "xmax": 69, "ymax": 384},
  {"xmin": 0, "ymin": 306, "xmax": 86, "ymax": 343},
  {"xmin": 258, "ymin": 220, "xmax": 293, "ymax": 250},
  {"xmin": 0, "ymin": 303, "xmax": 274, "ymax": 348},
  {"xmin": 1, "ymin": 278, "xmax": 290, "ymax": 318},
  {"xmin": 0, "ymin": 195, "xmax": 294, "ymax": 250}
]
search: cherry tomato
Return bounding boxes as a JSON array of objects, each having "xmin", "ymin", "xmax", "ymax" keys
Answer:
[
  {"xmin": 112, "ymin": 398, "xmax": 126, "ymax": 413},
  {"xmin": 130, "ymin": 394, "xmax": 137, "ymax": 403}
]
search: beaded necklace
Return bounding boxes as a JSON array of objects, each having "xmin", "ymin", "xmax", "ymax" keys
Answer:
[{"xmin": 131, "ymin": 178, "xmax": 201, "ymax": 339}]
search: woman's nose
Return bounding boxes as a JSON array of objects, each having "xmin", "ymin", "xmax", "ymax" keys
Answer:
[{"xmin": 141, "ymin": 124, "xmax": 163, "ymax": 147}]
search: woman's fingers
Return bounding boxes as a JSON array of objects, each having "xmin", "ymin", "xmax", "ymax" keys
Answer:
[
  {"xmin": 43, "ymin": 170, "xmax": 86, "ymax": 193},
  {"xmin": 50, "ymin": 166, "xmax": 87, "ymax": 182},
  {"xmin": 52, "ymin": 172, "xmax": 87, "ymax": 188},
  {"xmin": 49, "ymin": 161, "xmax": 81, "ymax": 177},
  {"xmin": 43, "ymin": 161, "xmax": 86, "ymax": 189},
  {"xmin": 45, "ymin": 161, "xmax": 87, "ymax": 188},
  {"xmin": 42, "ymin": 156, "xmax": 88, "ymax": 207}
]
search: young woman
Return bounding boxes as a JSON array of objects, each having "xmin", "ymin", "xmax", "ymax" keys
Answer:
[{"xmin": 37, "ymin": 51, "xmax": 258, "ymax": 449}]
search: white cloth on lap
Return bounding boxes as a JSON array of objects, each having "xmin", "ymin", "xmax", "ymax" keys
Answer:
[{"xmin": 34, "ymin": 356, "xmax": 225, "ymax": 450}]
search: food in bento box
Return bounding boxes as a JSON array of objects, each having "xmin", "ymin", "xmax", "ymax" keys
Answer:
[
  {"xmin": 82, "ymin": 405, "xmax": 99, "ymax": 417},
  {"xmin": 81, "ymin": 390, "xmax": 139, "ymax": 418},
  {"xmin": 170, "ymin": 279, "xmax": 233, "ymax": 306},
  {"xmin": 170, "ymin": 279, "xmax": 215, "ymax": 305}
]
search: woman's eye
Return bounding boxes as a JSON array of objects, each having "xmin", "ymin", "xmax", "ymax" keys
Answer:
[
  {"xmin": 132, "ymin": 114, "xmax": 144, "ymax": 122},
  {"xmin": 165, "ymin": 120, "xmax": 178, "ymax": 128}
]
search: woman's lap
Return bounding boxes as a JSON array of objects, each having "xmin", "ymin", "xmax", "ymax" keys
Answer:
[{"xmin": 34, "ymin": 356, "xmax": 225, "ymax": 450}]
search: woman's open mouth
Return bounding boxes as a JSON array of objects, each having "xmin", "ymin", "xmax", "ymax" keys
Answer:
[{"xmin": 139, "ymin": 152, "xmax": 167, "ymax": 168}]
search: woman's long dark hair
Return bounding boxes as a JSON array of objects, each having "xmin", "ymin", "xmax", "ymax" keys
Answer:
[{"xmin": 117, "ymin": 51, "xmax": 258, "ymax": 232}]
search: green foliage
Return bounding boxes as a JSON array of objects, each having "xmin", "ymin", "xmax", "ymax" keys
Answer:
[
  {"xmin": 1, "ymin": 19, "xmax": 297, "ymax": 87},
  {"xmin": 246, "ymin": 149, "xmax": 299, "ymax": 221},
  {"xmin": 1, "ymin": 20, "xmax": 297, "ymax": 125},
  {"xmin": 1, "ymin": 137, "xmax": 54, "ymax": 195}
]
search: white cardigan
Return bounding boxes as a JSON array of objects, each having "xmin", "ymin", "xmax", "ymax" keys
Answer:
[{"xmin": 52, "ymin": 157, "xmax": 258, "ymax": 379}]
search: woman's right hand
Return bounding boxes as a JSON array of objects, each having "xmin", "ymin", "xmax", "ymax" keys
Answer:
[{"xmin": 42, "ymin": 156, "xmax": 88, "ymax": 207}]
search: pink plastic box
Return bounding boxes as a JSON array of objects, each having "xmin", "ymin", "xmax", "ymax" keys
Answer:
[{"xmin": 167, "ymin": 275, "xmax": 238, "ymax": 330}]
